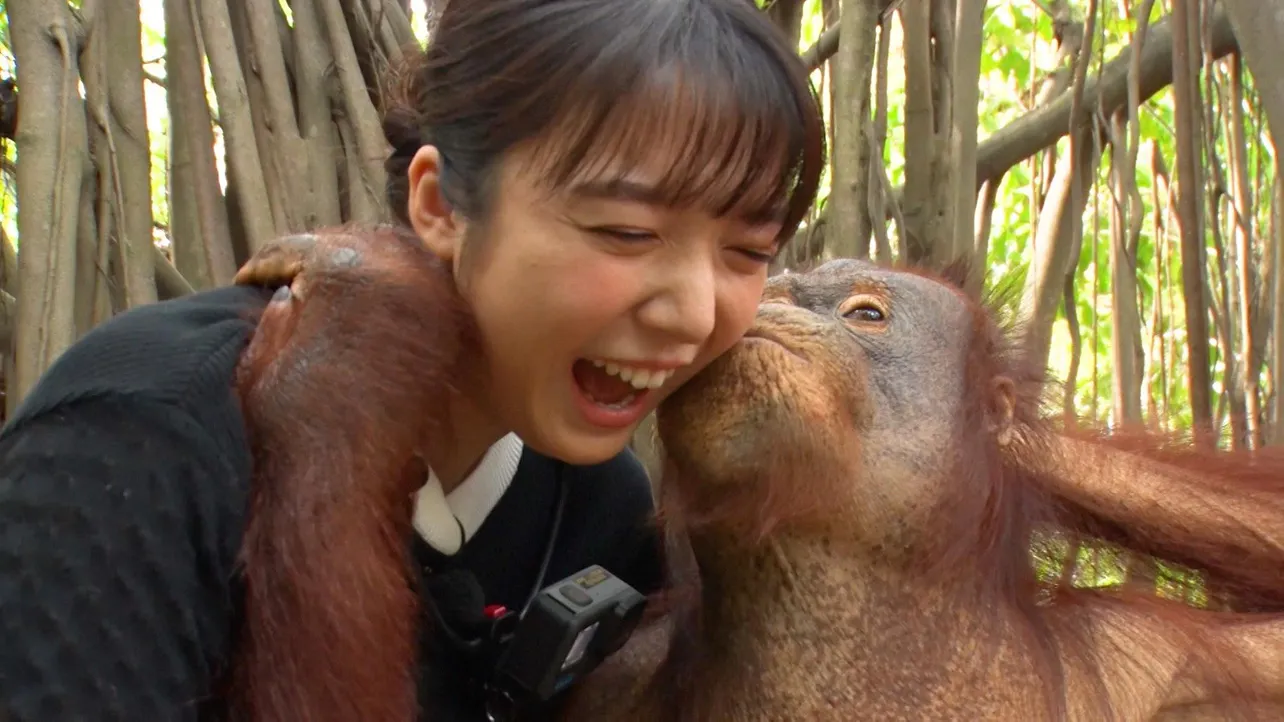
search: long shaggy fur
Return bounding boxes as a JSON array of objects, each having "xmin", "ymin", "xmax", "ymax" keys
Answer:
[
  {"xmin": 227, "ymin": 225, "xmax": 474, "ymax": 722},
  {"xmin": 648, "ymin": 258, "xmax": 1284, "ymax": 721}
]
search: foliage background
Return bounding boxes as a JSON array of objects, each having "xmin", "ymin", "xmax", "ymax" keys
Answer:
[{"xmin": 0, "ymin": 0, "xmax": 1280, "ymax": 448}]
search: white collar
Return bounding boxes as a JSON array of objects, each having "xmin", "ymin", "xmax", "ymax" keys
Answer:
[{"xmin": 412, "ymin": 433, "xmax": 525, "ymax": 555}]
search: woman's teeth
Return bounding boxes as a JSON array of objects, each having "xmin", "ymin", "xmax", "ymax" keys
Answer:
[{"xmin": 589, "ymin": 359, "xmax": 675, "ymax": 390}]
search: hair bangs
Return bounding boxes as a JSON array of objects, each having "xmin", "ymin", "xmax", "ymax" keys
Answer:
[{"xmin": 515, "ymin": 7, "xmax": 822, "ymax": 238}]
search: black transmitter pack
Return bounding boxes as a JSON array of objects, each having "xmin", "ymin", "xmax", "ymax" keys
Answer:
[{"xmin": 491, "ymin": 565, "xmax": 647, "ymax": 703}]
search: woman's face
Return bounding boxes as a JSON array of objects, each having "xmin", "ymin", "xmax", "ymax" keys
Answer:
[{"xmin": 407, "ymin": 143, "xmax": 783, "ymax": 465}]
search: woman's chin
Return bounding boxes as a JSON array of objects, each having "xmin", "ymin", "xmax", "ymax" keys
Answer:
[{"xmin": 523, "ymin": 416, "xmax": 640, "ymax": 467}]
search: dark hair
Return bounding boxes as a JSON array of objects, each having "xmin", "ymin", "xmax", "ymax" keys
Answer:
[{"xmin": 383, "ymin": 0, "xmax": 825, "ymax": 243}]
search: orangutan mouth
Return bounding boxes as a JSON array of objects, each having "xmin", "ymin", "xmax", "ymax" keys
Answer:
[{"xmin": 742, "ymin": 329, "xmax": 804, "ymax": 360}]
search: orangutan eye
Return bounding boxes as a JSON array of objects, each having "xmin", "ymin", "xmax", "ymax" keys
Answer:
[
  {"xmin": 848, "ymin": 306, "xmax": 884, "ymax": 322},
  {"xmin": 839, "ymin": 294, "xmax": 889, "ymax": 324}
]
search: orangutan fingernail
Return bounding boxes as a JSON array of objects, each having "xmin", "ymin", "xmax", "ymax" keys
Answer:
[{"xmin": 272, "ymin": 286, "xmax": 292, "ymax": 303}]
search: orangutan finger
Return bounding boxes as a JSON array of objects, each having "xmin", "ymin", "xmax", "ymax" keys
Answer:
[{"xmin": 234, "ymin": 234, "xmax": 323, "ymax": 286}]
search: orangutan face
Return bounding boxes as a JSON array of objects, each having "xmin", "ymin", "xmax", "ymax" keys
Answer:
[{"xmin": 656, "ymin": 259, "xmax": 1013, "ymax": 545}]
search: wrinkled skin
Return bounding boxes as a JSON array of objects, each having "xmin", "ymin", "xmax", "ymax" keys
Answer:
[
  {"xmin": 561, "ymin": 259, "xmax": 1284, "ymax": 722},
  {"xmin": 659, "ymin": 258, "xmax": 974, "ymax": 545}
]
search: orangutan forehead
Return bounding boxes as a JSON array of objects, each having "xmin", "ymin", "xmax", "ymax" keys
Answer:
[
  {"xmin": 767, "ymin": 259, "xmax": 968, "ymax": 322},
  {"xmin": 766, "ymin": 259, "xmax": 875, "ymax": 307}
]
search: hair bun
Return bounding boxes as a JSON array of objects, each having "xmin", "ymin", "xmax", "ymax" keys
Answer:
[
  {"xmin": 383, "ymin": 107, "xmax": 422, "ymax": 159},
  {"xmin": 382, "ymin": 105, "xmax": 421, "ymax": 225}
]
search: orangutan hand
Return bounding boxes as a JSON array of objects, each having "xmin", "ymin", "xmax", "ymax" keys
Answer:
[{"xmin": 233, "ymin": 233, "xmax": 331, "ymax": 289}]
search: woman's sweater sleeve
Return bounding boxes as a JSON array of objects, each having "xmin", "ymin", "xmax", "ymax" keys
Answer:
[{"xmin": 0, "ymin": 393, "xmax": 248, "ymax": 721}]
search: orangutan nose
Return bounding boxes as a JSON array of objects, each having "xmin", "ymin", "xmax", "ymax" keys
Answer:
[{"xmin": 753, "ymin": 300, "xmax": 824, "ymax": 333}]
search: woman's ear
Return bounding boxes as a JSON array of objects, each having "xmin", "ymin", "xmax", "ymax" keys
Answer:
[{"xmin": 407, "ymin": 145, "xmax": 466, "ymax": 263}]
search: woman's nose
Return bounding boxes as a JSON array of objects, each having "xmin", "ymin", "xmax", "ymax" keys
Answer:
[{"xmin": 635, "ymin": 259, "xmax": 717, "ymax": 346}]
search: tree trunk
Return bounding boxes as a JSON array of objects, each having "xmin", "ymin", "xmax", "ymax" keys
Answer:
[
  {"xmin": 828, "ymin": 0, "xmax": 879, "ymax": 261},
  {"xmin": 766, "ymin": 0, "xmax": 808, "ymax": 49},
  {"xmin": 1108, "ymin": 115, "xmax": 1143, "ymax": 427},
  {"xmin": 1226, "ymin": 53, "xmax": 1261, "ymax": 448},
  {"xmin": 100, "ymin": 0, "xmax": 157, "ymax": 310},
  {"xmin": 1019, "ymin": 123, "xmax": 1102, "ymax": 368},
  {"xmin": 166, "ymin": 0, "xmax": 237, "ymax": 288},
  {"xmin": 947, "ymin": 0, "xmax": 987, "ymax": 273},
  {"xmin": 316, "ymin": 0, "xmax": 390, "ymax": 222},
  {"xmin": 291, "ymin": 0, "xmax": 345, "ymax": 229},
  {"xmin": 4, "ymin": 0, "xmax": 86, "ymax": 415},
  {"xmin": 1169, "ymin": 0, "xmax": 1215, "ymax": 444},
  {"xmin": 198, "ymin": 0, "xmax": 280, "ymax": 251},
  {"xmin": 898, "ymin": 0, "xmax": 938, "ymax": 264},
  {"xmin": 1272, "ymin": 172, "xmax": 1284, "ymax": 444},
  {"xmin": 1, "ymin": 0, "xmax": 425, "ymax": 412},
  {"xmin": 1219, "ymin": 0, "xmax": 1284, "ymax": 154}
]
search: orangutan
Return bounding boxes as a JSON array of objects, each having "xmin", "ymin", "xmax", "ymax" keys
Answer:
[
  {"xmin": 558, "ymin": 258, "xmax": 1284, "ymax": 722},
  {"xmin": 229, "ymin": 225, "xmax": 473, "ymax": 722}
]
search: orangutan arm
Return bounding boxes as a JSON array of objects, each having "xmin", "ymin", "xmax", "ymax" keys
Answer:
[
  {"xmin": 1073, "ymin": 606, "xmax": 1284, "ymax": 719},
  {"xmin": 227, "ymin": 226, "xmax": 468, "ymax": 722},
  {"xmin": 1066, "ymin": 549, "xmax": 1284, "ymax": 715},
  {"xmin": 1152, "ymin": 617, "xmax": 1284, "ymax": 713},
  {"xmin": 1034, "ymin": 433, "xmax": 1284, "ymax": 592},
  {"xmin": 1066, "ymin": 605, "xmax": 1194, "ymax": 721}
]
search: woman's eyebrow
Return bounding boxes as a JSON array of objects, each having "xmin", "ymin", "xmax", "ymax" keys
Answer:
[
  {"xmin": 568, "ymin": 178, "xmax": 667, "ymax": 206},
  {"xmin": 743, "ymin": 205, "xmax": 787, "ymax": 226},
  {"xmin": 567, "ymin": 178, "xmax": 788, "ymax": 226}
]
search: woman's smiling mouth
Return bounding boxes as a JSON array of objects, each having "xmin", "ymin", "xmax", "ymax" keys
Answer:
[{"xmin": 570, "ymin": 358, "xmax": 687, "ymax": 428}]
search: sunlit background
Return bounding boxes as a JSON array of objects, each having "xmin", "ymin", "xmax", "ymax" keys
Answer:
[{"xmin": 0, "ymin": 2, "xmax": 1268, "ymax": 434}]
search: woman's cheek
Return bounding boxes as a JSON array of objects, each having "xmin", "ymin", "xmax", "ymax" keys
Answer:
[
  {"xmin": 554, "ymin": 256, "xmax": 655, "ymax": 318},
  {"xmin": 714, "ymin": 275, "xmax": 769, "ymax": 344}
]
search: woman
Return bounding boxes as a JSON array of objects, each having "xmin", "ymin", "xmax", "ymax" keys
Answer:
[{"xmin": 0, "ymin": 0, "xmax": 824, "ymax": 720}]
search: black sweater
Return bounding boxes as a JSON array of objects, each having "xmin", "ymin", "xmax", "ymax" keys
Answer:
[{"xmin": 0, "ymin": 286, "xmax": 663, "ymax": 721}]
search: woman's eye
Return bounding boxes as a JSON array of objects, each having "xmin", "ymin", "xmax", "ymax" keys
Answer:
[
  {"xmin": 591, "ymin": 227, "xmax": 656, "ymax": 242},
  {"xmin": 736, "ymin": 248, "xmax": 775, "ymax": 264}
]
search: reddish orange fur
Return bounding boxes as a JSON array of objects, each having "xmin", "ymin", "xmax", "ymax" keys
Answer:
[
  {"xmin": 645, "ymin": 259, "xmax": 1284, "ymax": 721},
  {"xmin": 1046, "ymin": 426, "xmax": 1284, "ymax": 611},
  {"xmin": 226, "ymin": 225, "xmax": 474, "ymax": 722}
]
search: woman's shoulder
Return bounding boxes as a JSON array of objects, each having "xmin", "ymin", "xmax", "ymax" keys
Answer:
[
  {"xmin": 8, "ymin": 285, "xmax": 273, "ymax": 428},
  {"xmin": 0, "ymin": 286, "xmax": 275, "ymax": 720}
]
